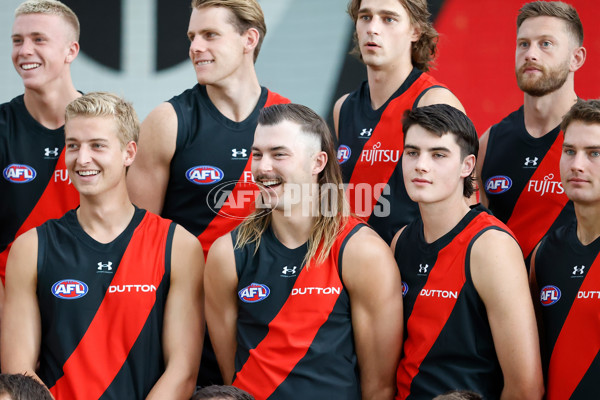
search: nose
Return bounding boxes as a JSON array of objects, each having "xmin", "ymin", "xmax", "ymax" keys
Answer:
[
  {"xmin": 523, "ymin": 44, "xmax": 538, "ymax": 63},
  {"xmin": 189, "ymin": 36, "xmax": 206, "ymax": 55},
  {"xmin": 414, "ymin": 154, "xmax": 430, "ymax": 173},
  {"xmin": 17, "ymin": 37, "xmax": 34, "ymax": 57},
  {"xmin": 570, "ymin": 151, "xmax": 585, "ymax": 172},
  {"xmin": 76, "ymin": 145, "xmax": 92, "ymax": 166},
  {"xmin": 366, "ymin": 17, "xmax": 381, "ymax": 36},
  {"xmin": 253, "ymin": 155, "xmax": 273, "ymax": 176}
]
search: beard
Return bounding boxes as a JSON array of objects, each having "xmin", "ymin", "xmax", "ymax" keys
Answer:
[{"xmin": 516, "ymin": 59, "xmax": 570, "ymax": 97}]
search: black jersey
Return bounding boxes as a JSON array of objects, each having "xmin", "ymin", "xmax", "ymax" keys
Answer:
[
  {"xmin": 394, "ymin": 205, "xmax": 506, "ymax": 400},
  {"xmin": 0, "ymin": 95, "xmax": 79, "ymax": 282},
  {"xmin": 163, "ymin": 84, "xmax": 289, "ymax": 257},
  {"xmin": 37, "ymin": 207, "xmax": 174, "ymax": 400},
  {"xmin": 480, "ymin": 107, "xmax": 574, "ymax": 259},
  {"xmin": 533, "ymin": 221, "xmax": 600, "ymax": 400},
  {"xmin": 337, "ymin": 68, "xmax": 445, "ymax": 243},
  {"xmin": 231, "ymin": 218, "xmax": 363, "ymax": 400}
]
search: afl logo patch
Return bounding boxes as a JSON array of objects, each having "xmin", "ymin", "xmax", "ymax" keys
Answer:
[
  {"xmin": 485, "ymin": 175, "xmax": 512, "ymax": 195},
  {"xmin": 402, "ymin": 281, "xmax": 408, "ymax": 297},
  {"xmin": 337, "ymin": 145, "xmax": 351, "ymax": 164},
  {"xmin": 239, "ymin": 283, "xmax": 270, "ymax": 303},
  {"xmin": 52, "ymin": 279, "xmax": 89, "ymax": 300},
  {"xmin": 540, "ymin": 285, "xmax": 561, "ymax": 306},
  {"xmin": 3, "ymin": 164, "xmax": 36, "ymax": 183},
  {"xmin": 186, "ymin": 166, "xmax": 224, "ymax": 185}
]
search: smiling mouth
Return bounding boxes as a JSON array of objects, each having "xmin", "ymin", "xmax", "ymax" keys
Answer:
[
  {"xmin": 195, "ymin": 60, "xmax": 214, "ymax": 66},
  {"xmin": 21, "ymin": 63, "xmax": 41, "ymax": 70},
  {"xmin": 78, "ymin": 170, "xmax": 99, "ymax": 176}
]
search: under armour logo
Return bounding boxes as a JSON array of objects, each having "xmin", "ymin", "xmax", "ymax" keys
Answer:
[
  {"xmin": 45, "ymin": 147, "xmax": 59, "ymax": 157},
  {"xmin": 524, "ymin": 157, "xmax": 538, "ymax": 167},
  {"xmin": 418, "ymin": 264, "xmax": 429, "ymax": 274},
  {"xmin": 573, "ymin": 265, "xmax": 585, "ymax": 275},
  {"xmin": 282, "ymin": 266, "xmax": 297, "ymax": 275},
  {"xmin": 359, "ymin": 128, "xmax": 372, "ymax": 137},
  {"xmin": 97, "ymin": 261, "xmax": 113, "ymax": 271},
  {"xmin": 231, "ymin": 148, "xmax": 248, "ymax": 158}
]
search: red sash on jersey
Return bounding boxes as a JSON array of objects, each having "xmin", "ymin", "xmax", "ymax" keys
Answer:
[
  {"xmin": 233, "ymin": 218, "xmax": 360, "ymax": 400},
  {"xmin": 546, "ymin": 254, "xmax": 600, "ymax": 400},
  {"xmin": 346, "ymin": 74, "xmax": 442, "ymax": 218},
  {"xmin": 49, "ymin": 213, "xmax": 171, "ymax": 400},
  {"xmin": 506, "ymin": 134, "xmax": 568, "ymax": 258},
  {"xmin": 197, "ymin": 91, "xmax": 290, "ymax": 258},
  {"xmin": 396, "ymin": 213, "xmax": 498, "ymax": 399},
  {"xmin": 0, "ymin": 149, "xmax": 79, "ymax": 284}
]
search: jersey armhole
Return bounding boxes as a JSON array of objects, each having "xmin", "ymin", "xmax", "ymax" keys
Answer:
[
  {"xmin": 337, "ymin": 223, "xmax": 367, "ymax": 284},
  {"xmin": 464, "ymin": 226, "xmax": 511, "ymax": 288},
  {"xmin": 164, "ymin": 222, "xmax": 177, "ymax": 289},
  {"xmin": 412, "ymin": 85, "xmax": 446, "ymax": 109}
]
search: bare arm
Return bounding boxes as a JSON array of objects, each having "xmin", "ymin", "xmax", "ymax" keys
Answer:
[
  {"xmin": 476, "ymin": 127, "xmax": 491, "ymax": 207},
  {"xmin": 416, "ymin": 87, "xmax": 465, "ymax": 113},
  {"xmin": 204, "ymin": 234, "xmax": 238, "ymax": 384},
  {"xmin": 1, "ymin": 230, "xmax": 44, "ymax": 385},
  {"xmin": 332, "ymin": 94, "xmax": 349, "ymax": 139},
  {"xmin": 471, "ymin": 229, "xmax": 544, "ymax": 400},
  {"xmin": 146, "ymin": 226, "xmax": 204, "ymax": 400},
  {"xmin": 343, "ymin": 227, "xmax": 403, "ymax": 400},
  {"xmin": 127, "ymin": 102, "xmax": 178, "ymax": 214}
]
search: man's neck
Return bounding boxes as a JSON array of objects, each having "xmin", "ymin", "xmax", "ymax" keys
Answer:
[
  {"xmin": 419, "ymin": 195, "xmax": 471, "ymax": 244},
  {"xmin": 23, "ymin": 78, "xmax": 80, "ymax": 130},
  {"xmin": 270, "ymin": 210, "xmax": 315, "ymax": 250},
  {"xmin": 523, "ymin": 80, "xmax": 578, "ymax": 138},
  {"xmin": 366, "ymin": 60, "xmax": 414, "ymax": 110},
  {"xmin": 76, "ymin": 187, "xmax": 136, "ymax": 244},
  {"xmin": 205, "ymin": 67, "xmax": 262, "ymax": 122},
  {"xmin": 574, "ymin": 203, "xmax": 600, "ymax": 246}
]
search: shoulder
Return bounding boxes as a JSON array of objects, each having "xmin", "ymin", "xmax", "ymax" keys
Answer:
[
  {"xmin": 416, "ymin": 86, "xmax": 465, "ymax": 113},
  {"xmin": 207, "ymin": 233, "xmax": 235, "ymax": 265},
  {"xmin": 470, "ymin": 226, "xmax": 525, "ymax": 276},
  {"xmin": 6, "ymin": 228, "xmax": 39, "ymax": 281},
  {"xmin": 343, "ymin": 225, "xmax": 393, "ymax": 264}
]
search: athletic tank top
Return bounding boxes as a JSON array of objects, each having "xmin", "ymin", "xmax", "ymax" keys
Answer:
[
  {"xmin": 37, "ymin": 207, "xmax": 174, "ymax": 400},
  {"xmin": 394, "ymin": 205, "xmax": 506, "ymax": 399},
  {"xmin": 337, "ymin": 68, "xmax": 445, "ymax": 243},
  {"xmin": 534, "ymin": 221, "xmax": 600, "ymax": 400},
  {"xmin": 0, "ymin": 95, "xmax": 79, "ymax": 282},
  {"xmin": 231, "ymin": 218, "xmax": 363, "ymax": 400}
]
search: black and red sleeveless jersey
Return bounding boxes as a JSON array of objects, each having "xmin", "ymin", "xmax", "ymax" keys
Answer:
[
  {"xmin": 480, "ymin": 107, "xmax": 574, "ymax": 259},
  {"xmin": 36, "ymin": 207, "xmax": 174, "ymax": 400},
  {"xmin": 394, "ymin": 205, "xmax": 507, "ymax": 399},
  {"xmin": 337, "ymin": 68, "xmax": 446, "ymax": 243},
  {"xmin": 533, "ymin": 220, "xmax": 600, "ymax": 400},
  {"xmin": 162, "ymin": 84, "xmax": 290, "ymax": 257},
  {"xmin": 231, "ymin": 218, "xmax": 364, "ymax": 400},
  {"xmin": 0, "ymin": 95, "xmax": 79, "ymax": 282}
]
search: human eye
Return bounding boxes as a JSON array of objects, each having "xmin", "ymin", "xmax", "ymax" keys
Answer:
[
  {"xmin": 11, "ymin": 37, "xmax": 22, "ymax": 45},
  {"xmin": 204, "ymin": 32, "xmax": 217, "ymax": 39},
  {"xmin": 66, "ymin": 142, "xmax": 78, "ymax": 150},
  {"xmin": 433, "ymin": 152, "xmax": 446, "ymax": 158},
  {"xmin": 517, "ymin": 40, "xmax": 529, "ymax": 49},
  {"xmin": 252, "ymin": 152, "xmax": 262, "ymax": 159},
  {"xmin": 404, "ymin": 149, "xmax": 418, "ymax": 157},
  {"xmin": 359, "ymin": 14, "xmax": 371, "ymax": 22},
  {"xmin": 563, "ymin": 147, "xmax": 575, "ymax": 156},
  {"xmin": 590, "ymin": 150, "xmax": 600, "ymax": 158},
  {"xmin": 384, "ymin": 16, "xmax": 397, "ymax": 23},
  {"xmin": 541, "ymin": 40, "xmax": 552, "ymax": 48}
]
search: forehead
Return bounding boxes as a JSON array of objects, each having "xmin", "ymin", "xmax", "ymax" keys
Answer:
[
  {"xmin": 65, "ymin": 116, "xmax": 119, "ymax": 140},
  {"xmin": 189, "ymin": 6, "xmax": 237, "ymax": 32},
  {"xmin": 517, "ymin": 16, "xmax": 569, "ymax": 40},
  {"xmin": 253, "ymin": 120, "xmax": 315, "ymax": 150},
  {"xmin": 359, "ymin": 0, "xmax": 408, "ymax": 14},
  {"xmin": 13, "ymin": 13, "xmax": 69, "ymax": 37},
  {"xmin": 564, "ymin": 121, "xmax": 600, "ymax": 144},
  {"xmin": 404, "ymin": 124, "xmax": 459, "ymax": 149}
]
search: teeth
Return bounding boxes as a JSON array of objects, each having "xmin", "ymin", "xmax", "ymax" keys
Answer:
[
  {"xmin": 22, "ymin": 63, "xmax": 40, "ymax": 70},
  {"xmin": 78, "ymin": 170, "xmax": 99, "ymax": 176},
  {"xmin": 196, "ymin": 60, "xmax": 213, "ymax": 65},
  {"xmin": 261, "ymin": 179, "xmax": 280, "ymax": 187}
]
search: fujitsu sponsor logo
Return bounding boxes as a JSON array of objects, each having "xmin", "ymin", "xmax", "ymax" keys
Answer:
[
  {"xmin": 360, "ymin": 142, "xmax": 401, "ymax": 166},
  {"xmin": 577, "ymin": 291, "xmax": 600, "ymax": 299},
  {"xmin": 527, "ymin": 174, "xmax": 564, "ymax": 196},
  {"xmin": 108, "ymin": 284, "xmax": 157, "ymax": 293},
  {"xmin": 419, "ymin": 289, "xmax": 458, "ymax": 299},
  {"xmin": 291, "ymin": 286, "xmax": 342, "ymax": 296}
]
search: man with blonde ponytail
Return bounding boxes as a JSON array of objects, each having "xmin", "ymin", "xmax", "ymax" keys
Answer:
[{"xmin": 205, "ymin": 103, "xmax": 403, "ymax": 400}]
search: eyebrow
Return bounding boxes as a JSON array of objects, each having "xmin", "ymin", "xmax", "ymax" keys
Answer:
[
  {"xmin": 563, "ymin": 143, "xmax": 600, "ymax": 150},
  {"xmin": 404, "ymin": 144, "xmax": 451, "ymax": 152},
  {"xmin": 251, "ymin": 145, "xmax": 291, "ymax": 152},
  {"xmin": 357, "ymin": 7, "xmax": 401, "ymax": 17}
]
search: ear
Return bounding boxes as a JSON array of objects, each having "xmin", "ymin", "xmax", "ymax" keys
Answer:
[
  {"xmin": 570, "ymin": 45, "xmax": 586, "ymax": 72},
  {"xmin": 460, "ymin": 154, "xmax": 476, "ymax": 178},
  {"xmin": 243, "ymin": 27, "xmax": 260, "ymax": 55},
  {"xmin": 313, "ymin": 151, "xmax": 328, "ymax": 176},
  {"xmin": 65, "ymin": 41, "xmax": 80, "ymax": 64},
  {"xmin": 410, "ymin": 23, "xmax": 421, "ymax": 43},
  {"xmin": 123, "ymin": 141, "xmax": 137, "ymax": 167}
]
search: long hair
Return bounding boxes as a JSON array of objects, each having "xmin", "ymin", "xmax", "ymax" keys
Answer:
[
  {"xmin": 347, "ymin": 0, "xmax": 438, "ymax": 72},
  {"xmin": 235, "ymin": 104, "xmax": 349, "ymax": 267}
]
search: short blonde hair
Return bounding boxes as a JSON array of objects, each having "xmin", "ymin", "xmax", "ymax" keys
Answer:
[
  {"xmin": 65, "ymin": 92, "xmax": 139, "ymax": 149},
  {"xmin": 15, "ymin": 0, "xmax": 80, "ymax": 41}
]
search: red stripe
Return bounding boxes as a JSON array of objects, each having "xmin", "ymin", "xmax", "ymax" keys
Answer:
[
  {"xmin": 505, "ymin": 134, "xmax": 568, "ymax": 258},
  {"xmin": 1, "ymin": 149, "xmax": 79, "ymax": 283},
  {"xmin": 396, "ymin": 213, "xmax": 496, "ymax": 399},
  {"xmin": 49, "ymin": 213, "xmax": 171, "ymax": 399},
  {"xmin": 233, "ymin": 219, "xmax": 359, "ymax": 400},
  {"xmin": 346, "ymin": 74, "xmax": 441, "ymax": 218},
  {"xmin": 197, "ymin": 91, "xmax": 290, "ymax": 258},
  {"xmin": 546, "ymin": 254, "xmax": 600, "ymax": 400}
]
